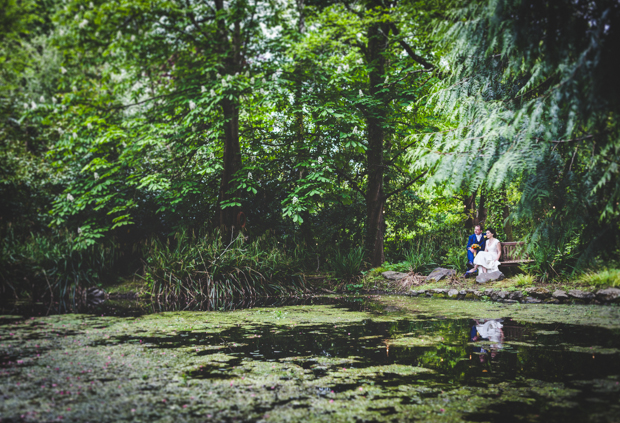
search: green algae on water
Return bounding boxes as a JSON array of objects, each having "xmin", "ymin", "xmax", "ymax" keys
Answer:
[{"xmin": 2, "ymin": 296, "xmax": 620, "ymax": 422}]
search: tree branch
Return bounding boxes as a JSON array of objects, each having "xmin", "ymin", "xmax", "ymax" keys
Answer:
[
  {"xmin": 331, "ymin": 166, "xmax": 366, "ymax": 200},
  {"xmin": 384, "ymin": 171, "xmax": 427, "ymax": 200},
  {"xmin": 389, "ymin": 23, "xmax": 434, "ymax": 70}
]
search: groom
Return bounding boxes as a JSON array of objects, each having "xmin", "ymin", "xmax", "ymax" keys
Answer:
[{"xmin": 466, "ymin": 224, "xmax": 486, "ymax": 269}]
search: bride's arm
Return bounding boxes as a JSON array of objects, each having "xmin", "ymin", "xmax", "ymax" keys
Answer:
[{"xmin": 496, "ymin": 242, "xmax": 501, "ymax": 261}]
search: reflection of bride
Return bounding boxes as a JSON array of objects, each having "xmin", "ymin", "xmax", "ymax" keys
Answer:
[
  {"xmin": 467, "ymin": 228, "xmax": 501, "ymax": 274},
  {"xmin": 470, "ymin": 318, "xmax": 505, "ymax": 356},
  {"xmin": 476, "ymin": 319, "xmax": 504, "ymax": 346}
]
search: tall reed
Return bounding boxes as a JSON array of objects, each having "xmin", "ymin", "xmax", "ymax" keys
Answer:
[
  {"xmin": 0, "ymin": 228, "xmax": 116, "ymax": 301},
  {"xmin": 141, "ymin": 229, "xmax": 306, "ymax": 300},
  {"xmin": 397, "ymin": 225, "xmax": 469, "ymax": 272},
  {"xmin": 330, "ymin": 246, "xmax": 366, "ymax": 280}
]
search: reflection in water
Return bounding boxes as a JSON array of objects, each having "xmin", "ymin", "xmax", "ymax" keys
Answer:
[
  {"xmin": 470, "ymin": 318, "xmax": 504, "ymax": 362},
  {"xmin": 0, "ymin": 294, "xmax": 341, "ymax": 318},
  {"xmin": 1, "ymin": 296, "xmax": 619, "ymax": 422}
]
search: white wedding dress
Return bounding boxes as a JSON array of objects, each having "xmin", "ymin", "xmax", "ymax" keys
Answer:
[{"xmin": 474, "ymin": 238, "xmax": 501, "ymax": 272}]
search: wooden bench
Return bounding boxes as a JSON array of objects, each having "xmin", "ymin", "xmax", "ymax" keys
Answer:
[{"xmin": 499, "ymin": 241, "xmax": 533, "ymax": 267}]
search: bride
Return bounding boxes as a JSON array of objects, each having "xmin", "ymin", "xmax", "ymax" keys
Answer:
[{"xmin": 466, "ymin": 228, "xmax": 501, "ymax": 275}]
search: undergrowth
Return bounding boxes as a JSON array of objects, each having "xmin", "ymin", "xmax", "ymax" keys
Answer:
[
  {"xmin": 578, "ymin": 269, "xmax": 620, "ymax": 288},
  {"xmin": 0, "ymin": 228, "xmax": 117, "ymax": 301},
  {"xmin": 141, "ymin": 229, "xmax": 307, "ymax": 300}
]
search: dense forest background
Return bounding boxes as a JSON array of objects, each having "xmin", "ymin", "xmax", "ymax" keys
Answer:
[{"xmin": 2, "ymin": 0, "xmax": 619, "ymax": 300}]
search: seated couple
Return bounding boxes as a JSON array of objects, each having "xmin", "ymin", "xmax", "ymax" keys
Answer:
[{"xmin": 465, "ymin": 225, "xmax": 501, "ymax": 277}]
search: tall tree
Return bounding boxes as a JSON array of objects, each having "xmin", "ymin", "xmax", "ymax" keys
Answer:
[
  {"xmin": 48, "ymin": 0, "xmax": 283, "ymax": 240},
  {"xmin": 409, "ymin": 0, "xmax": 620, "ymax": 266}
]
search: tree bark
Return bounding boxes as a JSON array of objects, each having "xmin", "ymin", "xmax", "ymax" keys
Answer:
[
  {"xmin": 215, "ymin": 0, "xmax": 243, "ymax": 232},
  {"xmin": 463, "ymin": 192, "xmax": 476, "ymax": 229},
  {"xmin": 294, "ymin": 0, "xmax": 314, "ymax": 247},
  {"xmin": 475, "ymin": 191, "xmax": 487, "ymax": 228},
  {"xmin": 364, "ymin": 11, "xmax": 389, "ymax": 267},
  {"xmin": 219, "ymin": 98, "xmax": 242, "ymax": 229}
]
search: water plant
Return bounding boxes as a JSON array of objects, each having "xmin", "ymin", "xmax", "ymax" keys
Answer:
[
  {"xmin": 0, "ymin": 227, "xmax": 117, "ymax": 301},
  {"xmin": 2, "ymin": 297, "xmax": 620, "ymax": 422},
  {"xmin": 141, "ymin": 228, "xmax": 306, "ymax": 300},
  {"xmin": 330, "ymin": 246, "xmax": 366, "ymax": 280}
]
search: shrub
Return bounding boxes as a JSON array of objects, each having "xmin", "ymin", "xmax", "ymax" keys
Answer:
[
  {"xmin": 141, "ymin": 229, "xmax": 306, "ymax": 300},
  {"xmin": 512, "ymin": 274, "xmax": 535, "ymax": 287},
  {"xmin": 578, "ymin": 269, "xmax": 620, "ymax": 288},
  {"xmin": 0, "ymin": 228, "xmax": 116, "ymax": 301},
  {"xmin": 331, "ymin": 246, "xmax": 366, "ymax": 280},
  {"xmin": 442, "ymin": 247, "xmax": 467, "ymax": 273},
  {"xmin": 403, "ymin": 241, "xmax": 437, "ymax": 274}
]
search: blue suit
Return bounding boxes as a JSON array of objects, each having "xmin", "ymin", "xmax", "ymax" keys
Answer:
[{"xmin": 466, "ymin": 233, "xmax": 487, "ymax": 264}]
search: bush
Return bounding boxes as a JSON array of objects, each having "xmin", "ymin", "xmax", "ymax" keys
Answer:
[
  {"xmin": 512, "ymin": 274, "xmax": 535, "ymax": 287},
  {"xmin": 0, "ymin": 228, "xmax": 116, "ymax": 301},
  {"xmin": 142, "ymin": 229, "xmax": 306, "ymax": 300},
  {"xmin": 330, "ymin": 246, "xmax": 366, "ymax": 280},
  {"xmin": 399, "ymin": 225, "xmax": 469, "ymax": 274},
  {"xmin": 578, "ymin": 269, "xmax": 620, "ymax": 288},
  {"xmin": 442, "ymin": 247, "xmax": 467, "ymax": 273},
  {"xmin": 403, "ymin": 241, "xmax": 437, "ymax": 274}
]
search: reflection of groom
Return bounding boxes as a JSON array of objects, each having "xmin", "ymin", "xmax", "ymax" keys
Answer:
[{"xmin": 466, "ymin": 225, "xmax": 486, "ymax": 268}]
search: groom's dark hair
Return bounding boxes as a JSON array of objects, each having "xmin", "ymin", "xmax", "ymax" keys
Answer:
[{"xmin": 475, "ymin": 224, "xmax": 483, "ymax": 230}]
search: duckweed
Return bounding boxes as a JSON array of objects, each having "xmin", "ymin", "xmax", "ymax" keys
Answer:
[{"xmin": 1, "ymin": 296, "xmax": 620, "ymax": 422}]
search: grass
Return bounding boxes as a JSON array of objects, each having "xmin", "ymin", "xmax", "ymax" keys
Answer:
[
  {"xmin": 577, "ymin": 269, "xmax": 620, "ymax": 288},
  {"xmin": 512, "ymin": 274, "xmax": 536, "ymax": 287},
  {"xmin": 104, "ymin": 277, "xmax": 145, "ymax": 296},
  {"xmin": 330, "ymin": 246, "xmax": 366, "ymax": 280},
  {"xmin": 141, "ymin": 228, "xmax": 307, "ymax": 300},
  {"xmin": 0, "ymin": 228, "xmax": 117, "ymax": 301}
]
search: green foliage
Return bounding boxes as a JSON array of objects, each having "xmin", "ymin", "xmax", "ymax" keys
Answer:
[
  {"xmin": 442, "ymin": 247, "xmax": 467, "ymax": 273},
  {"xmin": 409, "ymin": 0, "xmax": 620, "ymax": 269},
  {"xmin": 400, "ymin": 224, "xmax": 469, "ymax": 274},
  {"xmin": 379, "ymin": 262, "xmax": 411, "ymax": 273},
  {"xmin": 403, "ymin": 242, "xmax": 436, "ymax": 274},
  {"xmin": 0, "ymin": 227, "xmax": 117, "ymax": 300},
  {"xmin": 330, "ymin": 246, "xmax": 366, "ymax": 280},
  {"xmin": 578, "ymin": 269, "xmax": 620, "ymax": 288},
  {"xmin": 346, "ymin": 283, "xmax": 363, "ymax": 293},
  {"xmin": 512, "ymin": 274, "xmax": 535, "ymax": 287},
  {"xmin": 3, "ymin": 0, "xmax": 620, "ymax": 300},
  {"xmin": 141, "ymin": 229, "xmax": 306, "ymax": 300}
]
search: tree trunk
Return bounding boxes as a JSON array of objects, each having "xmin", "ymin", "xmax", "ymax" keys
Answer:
[
  {"xmin": 364, "ymin": 14, "xmax": 389, "ymax": 267},
  {"xmin": 475, "ymin": 191, "xmax": 487, "ymax": 228},
  {"xmin": 463, "ymin": 192, "xmax": 476, "ymax": 229},
  {"xmin": 219, "ymin": 99, "xmax": 242, "ymax": 230},
  {"xmin": 294, "ymin": 0, "xmax": 313, "ymax": 247},
  {"xmin": 501, "ymin": 189, "xmax": 513, "ymax": 241},
  {"xmin": 214, "ymin": 2, "xmax": 243, "ymax": 233}
]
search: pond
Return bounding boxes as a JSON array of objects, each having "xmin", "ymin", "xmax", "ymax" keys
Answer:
[{"xmin": 2, "ymin": 296, "xmax": 620, "ymax": 422}]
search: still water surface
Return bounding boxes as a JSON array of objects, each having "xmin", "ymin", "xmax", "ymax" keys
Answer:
[{"xmin": 1, "ymin": 296, "xmax": 620, "ymax": 422}]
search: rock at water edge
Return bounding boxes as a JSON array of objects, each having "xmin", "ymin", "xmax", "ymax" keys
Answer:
[
  {"xmin": 596, "ymin": 288, "xmax": 620, "ymax": 303},
  {"xmin": 382, "ymin": 271, "xmax": 409, "ymax": 281},
  {"xmin": 567, "ymin": 290, "xmax": 594, "ymax": 300},
  {"xmin": 476, "ymin": 271, "xmax": 505, "ymax": 284},
  {"xmin": 426, "ymin": 268, "xmax": 456, "ymax": 282},
  {"xmin": 525, "ymin": 287, "xmax": 551, "ymax": 299}
]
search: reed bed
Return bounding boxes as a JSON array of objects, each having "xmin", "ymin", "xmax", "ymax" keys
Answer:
[{"xmin": 141, "ymin": 229, "xmax": 307, "ymax": 301}]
